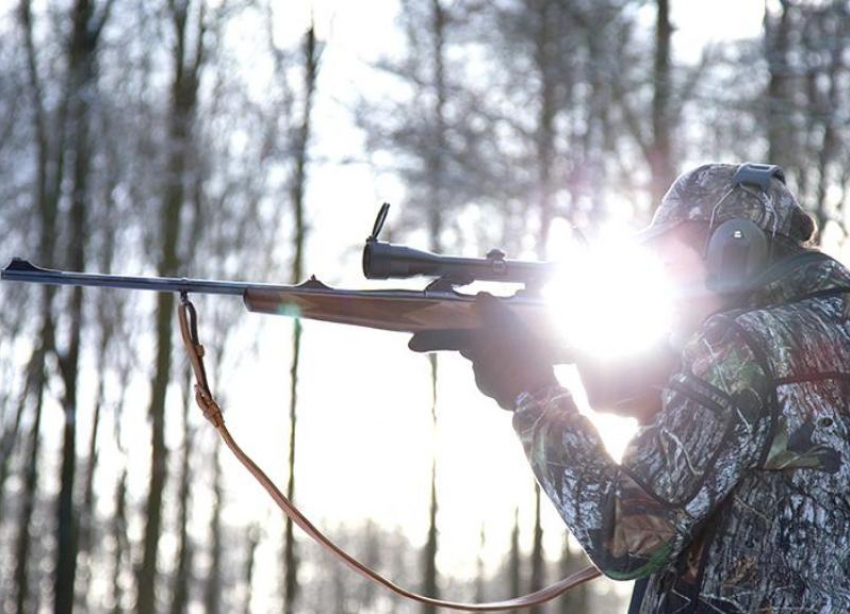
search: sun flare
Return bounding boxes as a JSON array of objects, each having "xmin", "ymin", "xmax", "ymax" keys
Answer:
[{"xmin": 544, "ymin": 233, "xmax": 673, "ymax": 359}]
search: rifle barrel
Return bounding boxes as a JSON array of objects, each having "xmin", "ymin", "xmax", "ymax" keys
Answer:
[{"xmin": 1, "ymin": 258, "xmax": 289, "ymax": 296}]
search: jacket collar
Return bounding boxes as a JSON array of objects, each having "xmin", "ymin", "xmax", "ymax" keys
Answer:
[{"xmin": 748, "ymin": 251, "xmax": 850, "ymax": 309}]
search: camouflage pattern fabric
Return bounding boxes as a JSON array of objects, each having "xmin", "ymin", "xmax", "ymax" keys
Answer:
[
  {"xmin": 513, "ymin": 255, "xmax": 850, "ymax": 613},
  {"xmin": 640, "ymin": 163, "xmax": 809, "ymax": 242}
]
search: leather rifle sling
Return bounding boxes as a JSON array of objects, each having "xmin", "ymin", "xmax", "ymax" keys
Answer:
[{"xmin": 177, "ymin": 295, "xmax": 601, "ymax": 611}]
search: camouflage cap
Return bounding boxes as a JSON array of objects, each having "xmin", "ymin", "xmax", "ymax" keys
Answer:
[{"xmin": 639, "ymin": 163, "xmax": 813, "ymax": 244}]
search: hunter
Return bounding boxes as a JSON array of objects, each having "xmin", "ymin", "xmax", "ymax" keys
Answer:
[{"xmin": 411, "ymin": 163, "xmax": 850, "ymax": 613}]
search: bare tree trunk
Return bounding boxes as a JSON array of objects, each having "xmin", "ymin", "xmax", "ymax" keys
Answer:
[
  {"xmin": 110, "ymin": 368, "xmax": 132, "ymax": 614},
  {"xmin": 422, "ymin": 355, "xmax": 440, "ymax": 613},
  {"xmin": 421, "ymin": 4, "xmax": 449, "ymax": 610},
  {"xmin": 582, "ymin": 6, "xmax": 616, "ymax": 224},
  {"xmin": 610, "ymin": 0, "xmax": 676, "ymax": 207},
  {"xmin": 13, "ymin": 364, "xmax": 45, "ymax": 614},
  {"xmin": 204, "ymin": 441, "xmax": 223, "ymax": 614},
  {"xmin": 54, "ymin": 2, "xmax": 113, "ymax": 608},
  {"xmin": 0, "ymin": 385, "xmax": 29, "ymax": 525},
  {"xmin": 282, "ymin": 22, "xmax": 320, "ymax": 614},
  {"xmin": 169, "ymin": 374, "xmax": 195, "ymax": 614},
  {"xmin": 138, "ymin": 4, "xmax": 205, "ymax": 614},
  {"xmin": 111, "ymin": 468, "xmax": 129, "ymax": 614},
  {"xmin": 283, "ymin": 318, "xmax": 301, "ymax": 614},
  {"xmin": 76, "ymin": 330, "xmax": 108, "ymax": 609},
  {"xmin": 507, "ymin": 507, "xmax": 521, "ymax": 614},
  {"xmin": 19, "ymin": 0, "xmax": 68, "ymax": 230},
  {"xmin": 648, "ymin": 0, "xmax": 675, "ymax": 205},
  {"xmin": 765, "ymin": 0, "xmax": 793, "ymax": 170},
  {"xmin": 533, "ymin": 0, "xmax": 558, "ymax": 256},
  {"xmin": 77, "ymin": 146, "xmax": 121, "ymax": 612},
  {"xmin": 426, "ymin": 0, "xmax": 448, "ymax": 252},
  {"xmin": 529, "ymin": 486, "xmax": 545, "ymax": 614},
  {"xmin": 474, "ymin": 524, "xmax": 487, "ymax": 602},
  {"xmin": 15, "ymin": 1, "xmax": 66, "ymax": 610},
  {"xmin": 241, "ymin": 525, "xmax": 260, "ymax": 614},
  {"xmin": 529, "ymin": 9, "xmax": 554, "ymax": 593},
  {"xmin": 529, "ymin": 7, "xmax": 558, "ymax": 608},
  {"xmin": 422, "ymin": 457, "xmax": 440, "ymax": 601},
  {"xmin": 811, "ymin": 4, "xmax": 845, "ymax": 232}
]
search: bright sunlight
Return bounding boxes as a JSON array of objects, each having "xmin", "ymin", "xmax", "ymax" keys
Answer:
[{"xmin": 544, "ymin": 229, "xmax": 674, "ymax": 359}]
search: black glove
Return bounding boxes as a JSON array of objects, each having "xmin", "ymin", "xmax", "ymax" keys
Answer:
[{"xmin": 409, "ymin": 293, "xmax": 557, "ymax": 410}]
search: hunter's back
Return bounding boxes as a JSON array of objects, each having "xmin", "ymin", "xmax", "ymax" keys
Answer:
[{"xmin": 685, "ymin": 266, "xmax": 850, "ymax": 613}]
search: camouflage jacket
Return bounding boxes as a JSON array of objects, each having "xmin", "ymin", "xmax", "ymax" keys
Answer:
[{"xmin": 513, "ymin": 255, "xmax": 850, "ymax": 613}]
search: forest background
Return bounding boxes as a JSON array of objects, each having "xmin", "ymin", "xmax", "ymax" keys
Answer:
[{"xmin": 1, "ymin": 1, "xmax": 849, "ymax": 613}]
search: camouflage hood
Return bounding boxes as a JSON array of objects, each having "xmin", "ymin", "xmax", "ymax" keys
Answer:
[{"xmin": 640, "ymin": 163, "xmax": 813, "ymax": 244}]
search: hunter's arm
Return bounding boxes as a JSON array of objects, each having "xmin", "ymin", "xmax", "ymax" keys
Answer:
[
  {"xmin": 574, "ymin": 341, "xmax": 678, "ymax": 423},
  {"xmin": 512, "ymin": 316, "xmax": 773, "ymax": 579}
]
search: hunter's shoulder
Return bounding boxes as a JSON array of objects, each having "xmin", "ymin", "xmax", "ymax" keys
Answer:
[
  {"xmin": 723, "ymin": 291, "xmax": 850, "ymax": 381},
  {"xmin": 726, "ymin": 254, "xmax": 850, "ymax": 350},
  {"xmin": 679, "ymin": 313, "xmax": 771, "ymax": 398}
]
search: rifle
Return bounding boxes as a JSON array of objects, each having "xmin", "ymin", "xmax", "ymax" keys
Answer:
[
  {"xmin": 1, "ymin": 204, "xmax": 600, "ymax": 611},
  {"xmin": 2, "ymin": 203, "xmax": 569, "ymax": 358}
]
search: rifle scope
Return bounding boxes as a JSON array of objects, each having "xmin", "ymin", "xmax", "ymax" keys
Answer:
[{"xmin": 362, "ymin": 204, "xmax": 556, "ymax": 285}]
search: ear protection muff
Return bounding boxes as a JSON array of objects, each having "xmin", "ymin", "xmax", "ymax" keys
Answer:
[
  {"xmin": 705, "ymin": 163, "xmax": 785, "ymax": 295},
  {"xmin": 705, "ymin": 218, "xmax": 769, "ymax": 294}
]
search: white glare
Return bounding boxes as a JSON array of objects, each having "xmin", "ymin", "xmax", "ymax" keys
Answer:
[{"xmin": 543, "ymin": 235, "xmax": 673, "ymax": 359}]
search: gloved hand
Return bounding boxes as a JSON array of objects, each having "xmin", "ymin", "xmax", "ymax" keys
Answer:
[{"xmin": 409, "ymin": 293, "xmax": 557, "ymax": 410}]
